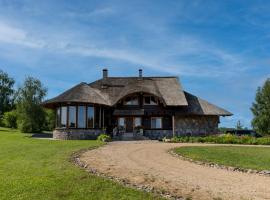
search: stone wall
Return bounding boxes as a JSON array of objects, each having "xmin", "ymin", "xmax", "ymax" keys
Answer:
[
  {"xmin": 53, "ymin": 129, "xmax": 103, "ymax": 140},
  {"xmin": 174, "ymin": 115, "xmax": 219, "ymax": 136},
  {"xmin": 144, "ymin": 130, "xmax": 173, "ymax": 140}
]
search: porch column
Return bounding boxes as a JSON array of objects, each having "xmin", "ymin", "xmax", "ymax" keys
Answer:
[{"xmin": 172, "ymin": 115, "xmax": 175, "ymax": 137}]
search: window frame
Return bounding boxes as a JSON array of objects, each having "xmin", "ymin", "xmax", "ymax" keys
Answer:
[
  {"xmin": 143, "ymin": 96, "xmax": 158, "ymax": 105},
  {"xmin": 60, "ymin": 106, "xmax": 67, "ymax": 128},
  {"xmin": 68, "ymin": 106, "xmax": 77, "ymax": 128},
  {"xmin": 118, "ymin": 117, "xmax": 125, "ymax": 128},
  {"xmin": 123, "ymin": 96, "xmax": 139, "ymax": 105},
  {"xmin": 77, "ymin": 105, "xmax": 86, "ymax": 128},
  {"xmin": 151, "ymin": 117, "xmax": 162, "ymax": 129},
  {"xmin": 134, "ymin": 117, "xmax": 142, "ymax": 128},
  {"xmin": 87, "ymin": 106, "xmax": 95, "ymax": 128}
]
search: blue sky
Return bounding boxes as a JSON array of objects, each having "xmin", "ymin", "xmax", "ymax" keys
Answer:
[{"xmin": 0, "ymin": 0, "xmax": 270, "ymax": 128}]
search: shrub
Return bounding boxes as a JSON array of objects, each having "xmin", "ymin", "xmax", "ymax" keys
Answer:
[
  {"xmin": 3, "ymin": 110, "xmax": 17, "ymax": 128},
  {"xmin": 168, "ymin": 134, "xmax": 270, "ymax": 145},
  {"xmin": 97, "ymin": 134, "xmax": 111, "ymax": 142},
  {"xmin": 43, "ymin": 109, "xmax": 55, "ymax": 131}
]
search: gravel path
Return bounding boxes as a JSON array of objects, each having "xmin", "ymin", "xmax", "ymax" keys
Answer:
[{"xmin": 80, "ymin": 141, "xmax": 270, "ymax": 200}]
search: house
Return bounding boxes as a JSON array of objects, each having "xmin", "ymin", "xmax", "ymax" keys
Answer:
[{"xmin": 43, "ymin": 69, "xmax": 232, "ymax": 140}]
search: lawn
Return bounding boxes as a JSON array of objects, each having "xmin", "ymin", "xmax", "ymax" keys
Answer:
[
  {"xmin": 0, "ymin": 127, "xmax": 163, "ymax": 200},
  {"xmin": 174, "ymin": 146, "xmax": 270, "ymax": 171}
]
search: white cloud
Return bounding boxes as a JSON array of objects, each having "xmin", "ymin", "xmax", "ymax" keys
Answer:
[{"xmin": 0, "ymin": 22, "xmax": 44, "ymax": 48}]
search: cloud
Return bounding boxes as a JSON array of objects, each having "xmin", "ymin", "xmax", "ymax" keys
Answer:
[{"xmin": 0, "ymin": 22, "xmax": 44, "ymax": 48}]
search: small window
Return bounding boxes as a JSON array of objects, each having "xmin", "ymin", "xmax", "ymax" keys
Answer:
[
  {"xmin": 87, "ymin": 106, "xmax": 94, "ymax": 128},
  {"xmin": 118, "ymin": 117, "xmax": 125, "ymax": 127},
  {"xmin": 56, "ymin": 107, "xmax": 61, "ymax": 128},
  {"xmin": 144, "ymin": 96, "xmax": 158, "ymax": 105},
  {"xmin": 124, "ymin": 96, "xmax": 139, "ymax": 105},
  {"xmin": 151, "ymin": 117, "xmax": 162, "ymax": 129},
  {"xmin": 68, "ymin": 106, "xmax": 76, "ymax": 128},
  {"xmin": 78, "ymin": 106, "xmax": 86, "ymax": 128},
  {"xmin": 134, "ymin": 117, "xmax": 142, "ymax": 127},
  {"xmin": 61, "ymin": 106, "xmax": 67, "ymax": 128}
]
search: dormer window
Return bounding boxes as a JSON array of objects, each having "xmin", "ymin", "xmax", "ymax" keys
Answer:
[
  {"xmin": 144, "ymin": 96, "xmax": 158, "ymax": 105},
  {"xmin": 123, "ymin": 96, "xmax": 139, "ymax": 105}
]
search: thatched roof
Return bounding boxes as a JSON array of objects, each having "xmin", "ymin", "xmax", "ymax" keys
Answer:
[
  {"xmin": 42, "ymin": 82, "xmax": 110, "ymax": 107},
  {"xmin": 89, "ymin": 77, "xmax": 188, "ymax": 106},
  {"xmin": 175, "ymin": 91, "xmax": 232, "ymax": 116},
  {"xmin": 42, "ymin": 75, "xmax": 232, "ymax": 116}
]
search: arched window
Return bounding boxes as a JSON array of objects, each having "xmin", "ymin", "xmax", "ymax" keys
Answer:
[{"xmin": 123, "ymin": 96, "xmax": 139, "ymax": 105}]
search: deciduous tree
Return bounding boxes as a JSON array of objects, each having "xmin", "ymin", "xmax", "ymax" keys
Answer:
[{"xmin": 16, "ymin": 77, "xmax": 47, "ymax": 133}]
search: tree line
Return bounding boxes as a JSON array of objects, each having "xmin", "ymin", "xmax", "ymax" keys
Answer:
[{"xmin": 0, "ymin": 70, "xmax": 55, "ymax": 133}]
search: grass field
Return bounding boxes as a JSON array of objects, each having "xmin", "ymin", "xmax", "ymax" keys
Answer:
[
  {"xmin": 174, "ymin": 146, "xmax": 270, "ymax": 171},
  {"xmin": 0, "ymin": 127, "xmax": 163, "ymax": 200}
]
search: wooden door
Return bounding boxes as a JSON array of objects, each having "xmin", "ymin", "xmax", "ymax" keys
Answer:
[{"xmin": 125, "ymin": 117, "xmax": 133, "ymax": 132}]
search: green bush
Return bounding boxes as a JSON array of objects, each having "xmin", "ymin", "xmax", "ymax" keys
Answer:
[
  {"xmin": 97, "ymin": 134, "xmax": 111, "ymax": 142},
  {"xmin": 43, "ymin": 109, "xmax": 55, "ymax": 131},
  {"xmin": 169, "ymin": 134, "xmax": 270, "ymax": 145},
  {"xmin": 2, "ymin": 110, "xmax": 17, "ymax": 128}
]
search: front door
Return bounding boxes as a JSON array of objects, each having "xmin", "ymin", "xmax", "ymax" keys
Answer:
[{"xmin": 125, "ymin": 117, "xmax": 133, "ymax": 132}]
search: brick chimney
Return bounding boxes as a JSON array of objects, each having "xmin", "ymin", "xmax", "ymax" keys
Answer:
[
  {"xmin": 139, "ymin": 69, "xmax": 143, "ymax": 79},
  {"xmin": 103, "ymin": 69, "xmax": 108, "ymax": 79}
]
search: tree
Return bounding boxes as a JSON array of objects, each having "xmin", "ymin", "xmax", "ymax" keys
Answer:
[
  {"xmin": 251, "ymin": 78, "xmax": 270, "ymax": 135},
  {"xmin": 0, "ymin": 70, "xmax": 15, "ymax": 116},
  {"xmin": 16, "ymin": 77, "xmax": 47, "ymax": 133},
  {"xmin": 44, "ymin": 109, "xmax": 55, "ymax": 131},
  {"xmin": 236, "ymin": 120, "xmax": 243, "ymax": 130},
  {"xmin": 3, "ymin": 110, "xmax": 17, "ymax": 128}
]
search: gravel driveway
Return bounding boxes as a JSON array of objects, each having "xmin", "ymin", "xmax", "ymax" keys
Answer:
[{"xmin": 80, "ymin": 141, "xmax": 270, "ymax": 200}]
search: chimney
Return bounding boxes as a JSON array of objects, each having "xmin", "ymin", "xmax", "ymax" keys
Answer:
[
  {"xmin": 139, "ymin": 69, "xmax": 143, "ymax": 79},
  {"xmin": 103, "ymin": 69, "xmax": 108, "ymax": 79}
]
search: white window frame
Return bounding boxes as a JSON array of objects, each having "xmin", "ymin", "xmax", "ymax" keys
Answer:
[{"xmin": 151, "ymin": 117, "xmax": 162, "ymax": 129}]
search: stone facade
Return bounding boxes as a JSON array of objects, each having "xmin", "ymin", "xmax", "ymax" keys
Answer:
[
  {"xmin": 53, "ymin": 129, "xmax": 103, "ymax": 140},
  {"xmin": 174, "ymin": 115, "xmax": 219, "ymax": 136},
  {"xmin": 144, "ymin": 129, "xmax": 173, "ymax": 140}
]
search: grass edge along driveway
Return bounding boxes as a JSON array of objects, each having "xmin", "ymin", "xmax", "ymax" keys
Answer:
[
  {"xmin": 0, "ymin": 127, "xmax": 164, "ymax": 200},
  {"xmin": 174, "ymin": 145, "xmax": 270, "ymax": 171}
]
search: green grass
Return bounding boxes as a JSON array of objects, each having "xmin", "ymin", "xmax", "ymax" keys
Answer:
[
  {"xmin": 174, "ymin": 146, "xmax": 270, "ymax": 171},
  {"xmin": 0, "ymin": 127, "xmax": 163, "ymax": 200}
]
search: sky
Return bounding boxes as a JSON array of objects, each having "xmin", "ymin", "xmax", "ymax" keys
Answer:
[{"xmin": 0, "ymin": 0, "xmax": 270, "ymax": 128}]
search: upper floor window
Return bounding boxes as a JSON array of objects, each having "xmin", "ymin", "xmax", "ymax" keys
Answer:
[
  {"xmin": 123, "ymin": 96, "xmax": 139, "ymax": 105},
  {"xmin": 144, "ymin": 96, "xmax": 158, "ymax": 105}
]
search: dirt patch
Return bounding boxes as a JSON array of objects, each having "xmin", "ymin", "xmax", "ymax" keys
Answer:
[{"xmin": 80, "ymin": 141, "xmax": 270, "ymax": 200}]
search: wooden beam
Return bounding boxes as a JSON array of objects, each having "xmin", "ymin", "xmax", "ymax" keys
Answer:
[{"xmin": 172, "ymin": 115, "xmax": 175, "ymax": 137}]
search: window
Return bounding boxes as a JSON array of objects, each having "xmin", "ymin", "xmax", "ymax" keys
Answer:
[
  {"xmin": 56, "ymin": 107, "xmax": 61, "ymax": 128},
  {"xmin": 68, "ymin": 106, "xmax": 76, "ymax": 128},
  {"xmin": 61, "ymin": 106, "xmax": 67, "ymax": 128},
  {"xmin": 144, "ymin": 96, "xmax": 158, "ymax": 105},
  {"xmin": 134, "ymin": 117, "xmax": 142, "ymax": 127},
  {"xmin": 123, "ymin": 96, "xmax": 139, "ymax": 105},
  {"xmin": 118, "ymin": 117, "xmax": 125, "ymax": 127},
  {"xmin": 77, "ymin": 106, "xmax": 86, "ymax": 128},
  {"xmin": 151, "ymin": 117, "xmax": 162, "ymax": 129},
  {"xmin": 87, "ymin": 106, "xmax": 94, "ymax": 128}
]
